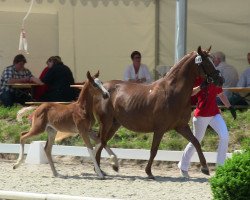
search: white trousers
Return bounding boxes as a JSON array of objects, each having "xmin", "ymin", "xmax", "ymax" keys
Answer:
[{"xmin": 178, "ymin": 114, "xmax": 229, "ymax": 171}]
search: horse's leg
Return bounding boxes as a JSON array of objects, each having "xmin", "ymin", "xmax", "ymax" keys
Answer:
[
  {"xmin": 89, "ymin": 129, "xmax": 119, "ymax": 171},
  {"xmin": 13, "ymin": 131, "xmax": 28, "ymax": 169},
  {"xmin": 89, "ymin": 129, "xmax": 103, "ymax": 169},
  {"xmin": 79, "ymin": 129, "xmax": 104, "ymax": 179},
  {"xmin": 145, "ymin": 131, "xmax": 165, "ymax": 179},
  {"xmin": 175, "ymin": 125, "xmax": 209, "ymax": 175},
  {"xmin": 44, "ymin": 127, "xmax": 58, "ymax": 177},
  {"xmin": 94, "ymin": 116, "xmax": 114, "ymax": 169},
  {"xmin": 102, "ymin": 122, "xmax": 121, "ymax": 172}
]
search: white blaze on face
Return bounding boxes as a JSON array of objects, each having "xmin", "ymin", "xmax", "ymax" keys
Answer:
[{"xmin": 94, "ymin": 78, "xmax": 110, "ymax": 97}]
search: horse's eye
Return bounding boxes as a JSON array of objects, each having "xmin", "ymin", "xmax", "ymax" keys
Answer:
[{"xmin": 93, "ymin": 83, "xmax": 98, "ymax": 88}]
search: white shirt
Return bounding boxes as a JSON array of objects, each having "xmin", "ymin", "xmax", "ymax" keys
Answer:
[{"xmin": 123, "ymin": 64, "xmax": 151, "ymax": 83}]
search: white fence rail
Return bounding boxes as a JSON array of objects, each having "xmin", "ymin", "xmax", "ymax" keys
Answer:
[
  {"xmin": 0, "ymin": 143, "xmax": 232, "ymax": 163},
  {"xmin": 0, "ymin": 190, "xmax": 120, "ymax": 200}
]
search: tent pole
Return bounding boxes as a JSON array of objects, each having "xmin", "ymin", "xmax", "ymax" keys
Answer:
[
  {"xmin": 154, "ymin": 0, "xmax": 160, "ymax": 80},
  {"xmin": 175, "ymin": 0, "xmax": 187, "ymax": 63}
]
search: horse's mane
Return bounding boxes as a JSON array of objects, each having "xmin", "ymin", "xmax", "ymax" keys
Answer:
[
  {"xmin": 77, "ymin": 80, "xmax": 90, "ymax": 104},
  {"xmin": 165, "ymin": 51, "xmax": 197, "ymax": 79}
]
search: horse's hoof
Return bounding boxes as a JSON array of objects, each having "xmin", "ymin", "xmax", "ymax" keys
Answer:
[
  {"xmin": 201, "ymin": 167, "xmax": 210, "ymax": 175},
  {"xmin": 148, "ymin": 175, "xmax": 155, "ymax": 180},
  {"xmin": 13, "ymin": 164, "xmax": 19, "ymax": 169},
  {"xmin": 101, "ymin": 170, "xmax": 107, "ymax": 176},
  {"xmin": 94, "ymin": 168, "xmax": 107, "ymax": 176},
  {"xmin": 112, "ymin": 165, "xmax": 119, "ymax": 172},
  {"xmin": 53, "ymin": 172, "xmax": 60, "ymax": 177},
  {"xmin": 98, "ymin": 175, "xmax": 105, "ymax": 180},
  {"xmin": 180, "ymin": 169, "xmax": 190, "ymax": 178},
  {"xmin": 56, "ymin": 174, "xmax": 64, "ymax": 178}
]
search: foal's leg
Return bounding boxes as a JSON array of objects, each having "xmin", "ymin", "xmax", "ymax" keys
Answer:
[
  {"xmin": 44, "ymin": 127, "xmax": 58, "ymax": 176},
  {"xmin": 14, "ymin": 118, "xmax": 46, "ymax": 169},
  {"xmin": 79, "ymin": 129, "xmax": 104, "ymax": 179},
  {"xmin": 13, "ymin": 131, "xmax": 28, "ymax": 169},
  {"xmin": 145, "ymin": 131, "xmax": 164, "ymax": 179},
  {"xmin": 175, "ymin": 125, "xmax": 209, "ymax": 175},
  {"xmin": 95, "ymin": 121, "xmax": 121, "ymax": 173}
]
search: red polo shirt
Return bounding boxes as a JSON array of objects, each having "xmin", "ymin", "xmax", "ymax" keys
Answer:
[{"xmin": 193, "ymin": 77, "xmax": 223, "ymax": 117}]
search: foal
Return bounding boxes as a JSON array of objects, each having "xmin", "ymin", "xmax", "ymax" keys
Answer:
[{"xmin": 13, "ymin": 71, "xmax": 109, "ymax": 179}]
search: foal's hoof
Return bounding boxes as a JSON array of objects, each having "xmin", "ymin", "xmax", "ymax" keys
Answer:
[
  {"xmin": 54, "ymin": 173, "xmax": 64, "ymax": 178},
  {"xmin": 201, "ymin": 167, "xmax": 210, "ymax": 176},
  {"xmin": 112, "ymin": 165, "xmax": 119, "ymax": 172},
  {"xmin": 13, "ymin": 164, "xmax": 19, "ymax": 170}
]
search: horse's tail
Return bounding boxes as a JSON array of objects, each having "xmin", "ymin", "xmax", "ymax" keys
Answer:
[{"xmin": 16, "ymin": 106, "xmax": 38, "ymax": 123}]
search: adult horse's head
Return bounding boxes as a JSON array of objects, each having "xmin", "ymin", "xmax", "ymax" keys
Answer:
[
  {"xmin": 86, "ymin": 71, "xmax": 110, "ymax": 99},
  {"xmin": 196, "ymin": 46, "xmax": 224, "ymax": 86}
]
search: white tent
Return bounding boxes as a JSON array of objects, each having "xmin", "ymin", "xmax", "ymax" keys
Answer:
[{"xmin": 0, "ymin": 0, "xmax": 249, "ymax": 81}]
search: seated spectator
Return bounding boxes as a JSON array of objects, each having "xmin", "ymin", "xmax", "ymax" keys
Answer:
[
  {"xmin": 230, "ymin": 52, "xmax": 250, "ymax": 105},
  {"xmin": 0, "ymin": 54, "xmax": 40, "ymax": 107},
  {"xmin": 238, "ymin": 52, "xmax": 250, "ymax": 88},
  {"xmin": 33, "ymin": 56, "xmax": 62, "ymax": 101},
  {"xmin": 212, "ymin": 51, "xmax": 239, "ymax": 104},
  {"xmin": 124, "ymin": 51, "xmax": 151, "ymax": 83},
  {"xmin": 35, "ymin": 56, "xmax": 77, "ymax": 102}
]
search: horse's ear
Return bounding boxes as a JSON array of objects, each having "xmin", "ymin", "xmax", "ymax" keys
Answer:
[
  {"xmin": 197, "ymin": 46, "xmax": 203, "ymax": 56},
  {"xmin": 87, "ymin": 71, "xmax": 92, "ymax": 80},
  {"xmin": 207, "ymin": 46, "xmax": 212, "ymax": 52},
  {"xmin": 94, "ymin": 70, "xmax": 100, "ymax": 78}
]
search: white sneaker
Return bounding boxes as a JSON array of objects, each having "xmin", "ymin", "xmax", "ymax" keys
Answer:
[{"xmin": 180, "ymin": 169, "xmax": 190, "ymax": 178}]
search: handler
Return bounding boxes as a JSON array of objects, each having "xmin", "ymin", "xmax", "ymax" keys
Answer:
[{"xmin": 178, "ymin": 77, "xmax": 236, "ymax": 178}]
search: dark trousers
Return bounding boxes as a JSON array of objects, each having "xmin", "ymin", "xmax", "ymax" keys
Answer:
[{"xmin": 0, "ymin": 90, "xmax": 32, "ymax": 107}]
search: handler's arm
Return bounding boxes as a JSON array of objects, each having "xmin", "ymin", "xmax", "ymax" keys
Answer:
[
  {"xmin": 191, "ymin": 86, "xmax": 201, "ymax": 96},
  {"xmin": 217, "ymin": 92, "xmax": 231, "ymax": 108}
]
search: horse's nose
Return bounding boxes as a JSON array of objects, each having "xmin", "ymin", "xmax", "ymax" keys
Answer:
[
  {"xmin": 216, "ymin": 75, "xmax": 224, "ymax": 87},
  {"xmin": 103, "ymin": 92, "xmax": 110, "ymax": 99}
]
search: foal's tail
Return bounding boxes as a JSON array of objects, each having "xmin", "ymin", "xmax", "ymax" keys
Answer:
[
  {"xmin": 16, "ymin": 106, "xmax": 38, "ymax": 123},
  {"xmin": 55, "ymin": 131, "xmax": 78, "ymax": 142}
]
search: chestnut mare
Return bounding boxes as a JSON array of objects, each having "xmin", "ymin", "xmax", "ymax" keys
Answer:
[
  {"xmin": 13, "ymin": 71, "xmax": 110, "ymax": 179},
  {"xmin": 94, "ymin": 46, "xmax": 224, "ymax": 179}
]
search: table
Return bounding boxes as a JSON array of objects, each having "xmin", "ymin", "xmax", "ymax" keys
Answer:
[
  {"xmin": 25, "ymin": 101, "xmax": 71, "ymax": 105},
  {"xmin": 222, "ymin": 87, "xmax": 250, "ymax": 93},
  {"xmin": 70, "ymin": 84, "xmax": 83, "ymax": 88},
  {"xmin": 6, "ymin": 83, "xmax": 41, "ymax": 100},
  {"xmin": 6, "ymin": 83, "xmax": 40, "ymax": 89}
]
